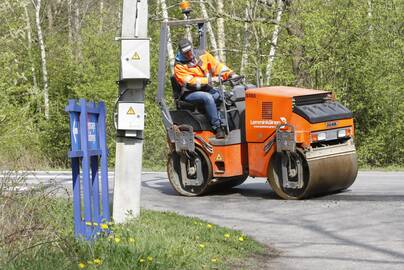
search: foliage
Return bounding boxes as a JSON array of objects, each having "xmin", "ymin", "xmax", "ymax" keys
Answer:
[
  {"xmin": 0, "ymin": 175, "xmax": 265, "ymax": 269},
  {"xmin": 0, "ymin": 0, "xmax": 402, "ymax": 168}
]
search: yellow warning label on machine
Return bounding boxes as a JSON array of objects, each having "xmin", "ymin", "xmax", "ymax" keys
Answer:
[
  {"xmin": 132, "ymin": 52, "xmax": 141, "ymax": 61},
  {"xmin": 215, "ymin": 153, "xmax": 223, "ymax": 161},
  {"xmin": 127, "ymin": 107, "xmax": 136, "ymax": 115}
]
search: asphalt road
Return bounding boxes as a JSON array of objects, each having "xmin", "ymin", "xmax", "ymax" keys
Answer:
[{"xmin": 8, "ymin": 170, "xmax": 404, "ymax": 269}]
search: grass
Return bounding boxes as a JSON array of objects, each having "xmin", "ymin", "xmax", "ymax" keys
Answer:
[{"xmin": 0, "ymin": 176, "xmax": 268, "ymax": 270}]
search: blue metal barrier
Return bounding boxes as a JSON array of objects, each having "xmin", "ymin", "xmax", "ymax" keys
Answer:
[{"xmin": 65, "ymin": 99, "xmax": 111, "ymax": 240}]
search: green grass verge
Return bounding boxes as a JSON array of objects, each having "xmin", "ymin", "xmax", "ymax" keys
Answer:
[{"xmin": 1, "ymin": 197, "xmax": 267, "ymax": 270}]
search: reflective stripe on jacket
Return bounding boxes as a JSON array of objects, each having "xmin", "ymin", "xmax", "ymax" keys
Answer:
[{"xmin": 174, "ymin": 51, "xmax": 233, "ymax": 92}]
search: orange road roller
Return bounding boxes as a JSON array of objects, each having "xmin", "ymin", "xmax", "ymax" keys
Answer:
[
  {"xmin": 156, "ymin": 20, "xmax": 357, "ymax": 199},
  {"xmin": 160, "ymin": 79, "xmax": 357, "ymax": 199}
]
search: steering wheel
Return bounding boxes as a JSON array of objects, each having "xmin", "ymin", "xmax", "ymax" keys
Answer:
[{"xmin": 222, "ymin": 75, "xmax": 245, "ymax": 87}]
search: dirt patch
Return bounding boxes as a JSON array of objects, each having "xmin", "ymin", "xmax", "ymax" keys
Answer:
[{"xmin": 229, "ymin": 245, "xmax": 281, "ymax": 270}]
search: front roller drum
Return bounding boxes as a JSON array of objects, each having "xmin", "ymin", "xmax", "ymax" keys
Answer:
[
  {"xmin": 268, "ymin": 142, "xmax": 358, "ymax": 199},
  {"xmin": 167, "ymin": 147, "xmax": 212, "ymax": 196}
]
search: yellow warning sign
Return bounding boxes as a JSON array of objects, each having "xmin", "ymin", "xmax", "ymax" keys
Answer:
[
  {"xmin": 127, "ymin": 107, "xmax": 136, "ymax": 115},
  {"xmin": 132, "ymin": 52, "xmax": 141, "ymax": 61},
  {"xmin": 215, "ymin": 153, "xmax": 223, "ymax": 161}
]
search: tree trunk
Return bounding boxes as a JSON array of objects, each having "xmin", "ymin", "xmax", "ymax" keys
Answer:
[
  {"xmin": 22, "ymin": 2, "xmax": 38, "ymax": 89},
  {"xmin": 265, "ymin": 0, "xmax": 284, "ymax": 85},
  {"xmin": 72, "ymin": 0, "xmax": 82, "ymax": 62},
  {"xmin": 240, "ymin": 8, "xmax": 250, "ymax": 75},
  {"xmin": 252, "ymin": 24, "xmax": 263, "ymax": 87},
  {"xmin": 47, "ymin": 0, "xmax": 53, "ymax": 32},
  {"xmin": 160, "ymin": 0, "xmax": 175, "ymax": 74},
  {"xmin": 199, "ymin": 0, "xmax": 218, "ymax": 57},
  {"xmin": 33, "ymin": 0, "xmax": 49, "ymax": 119},
  {"xmin": 367, "ymin": 0, "xmax": 373, "ymax": 34},
  {"xmin": 99, "ymin": 0, "xmax": 104, "ymax": 33},
  {"xmin": 217, "ymin": 0, "xmax": 226, "ymax": 62},
  {"xmin": 285, "ymin": 0, "xmax": 307, "ymax": 86},
  {"xmin": 183, "ymin": 13, "xmax": 193, "ymax": 43},
  {"xmin": 67, "ymin": 0, "xmax": 73, "ymax": 45}
]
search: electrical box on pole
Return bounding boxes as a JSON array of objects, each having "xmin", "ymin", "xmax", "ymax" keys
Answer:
[{"xmin": 113, "ymin": 0, "xmax": 149, "ymax": 223}]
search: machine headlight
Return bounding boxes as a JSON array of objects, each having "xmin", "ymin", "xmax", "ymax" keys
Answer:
[
  {"xmin": 337, "ymin": 129, "xmax": 346, "ymax": 138},
  {"xmin": 317, "ymin": 132, "xmax": 326, "ymax": 141}
]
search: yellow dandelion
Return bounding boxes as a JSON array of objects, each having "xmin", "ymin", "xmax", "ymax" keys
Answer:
[
  {"xmin": 224, "ymin": 233, "xmax": 230, "ymax": 238},
  {"xmin": 100, "ymin": 223, "xmax": 108, "ymax": 230},
  {"xmin": 207, "ymin": 224, "xmax": 213, "ymax": 229},
  {"xmin": 238, "ymin": 236, "xmax": 244, "ymax": 242},
  {"xmin": 139, "ymin": 258, "xmax": 145, "ymax": 263},
  {"xmin": 78, "ymin": 262, "xmax": 86, "ymax": 269},
  {"xmin": 147, "ymin": 256, "xmax": 153, "ymax": 262},
  {"xmin": 114, "ymin": 237, "xmax": 121, "ymax": 243},
  {"xmin": 199, "ymin": 244, "xmax": 205, "ymax": 248},
  {"xmin": 211, "ymin": 258, "xmax": 218, "ymax": 263},
  {"xmin": 93, "ymin": 258, "xmax": 102, "ymax": 265},
  {"xmin": 129, "ymin": 237, "xmax": 135, "ymax": 243}
]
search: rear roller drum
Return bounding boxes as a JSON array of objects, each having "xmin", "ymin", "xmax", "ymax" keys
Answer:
[
  {"xmin": 268, "ymin": 148, "xmax": 358, "ymax": 199},
  {"xmin": 167, "ymin": 147, "xmax": 212, "ymax": 196}
]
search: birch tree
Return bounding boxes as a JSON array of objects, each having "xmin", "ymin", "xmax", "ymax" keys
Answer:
[
  {"xmin": 22, "ymin": 1, "xmax": 38, "ymax": 90},
  {"xmin": 73, "ymin": 0, "xmax": 83, "ymax": 61},
  {"xmin": 265, "ymin": 0, "xmax": 284, "ymax": 85},
  {"xmin": 200, "ymin": 0, "xmax": 218, "ymax": 57},
  {"xmin": 32, "ymin": 0, "xmax": 49, "ymax": 119},
  {"xmin": 160, "ymin": 0, "xmax": 175, "ymax": 74},
  {"xmin": 47, "ymin": 0, "xmax": 53, "ymax": 31},
  {"xmin": 67, "ymin": 0, "xmax": 72, "ymax": 45},
  {"xmin": 240, "ymin": 8, "xmax": 250, "ymax": 75},
  {"xmin": 217, "ymin": 0, "xmax": 226, "ymax": 62},
  {"xmin": 285, "ymin": 0, "xmax": 306, "ymax": 86},
  {"xmin": 99, "ymin": 0, "xmax": 104, "ymax": 32}
]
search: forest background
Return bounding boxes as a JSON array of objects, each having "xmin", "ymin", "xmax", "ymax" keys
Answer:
[{"xmin": 0, "ymin": 0, "xmax": 402, "ymax": 170}]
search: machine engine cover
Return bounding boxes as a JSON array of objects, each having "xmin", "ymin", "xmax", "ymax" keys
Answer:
[{"xmin": 293, "ymin": 101, "xmax": 352, "ymax": 123}]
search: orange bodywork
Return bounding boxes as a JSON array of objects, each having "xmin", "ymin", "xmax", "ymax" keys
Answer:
[
  {"xmin": 194, "ymin": 130, "xmax": 246, "ymax": 178},
  {"xmin": 193, "ymin": 86, "xmax": 355, "ymax": 179}
]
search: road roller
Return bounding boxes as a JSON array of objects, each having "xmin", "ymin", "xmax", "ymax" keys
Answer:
[{"xmin": 156, "ymin": 18, "xmax": 358, "ymax": 199}]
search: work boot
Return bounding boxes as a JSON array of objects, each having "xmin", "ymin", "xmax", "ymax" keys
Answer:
[{"xmin": 215, "ymin": 127, "xmax": 225, "ymax": 139}]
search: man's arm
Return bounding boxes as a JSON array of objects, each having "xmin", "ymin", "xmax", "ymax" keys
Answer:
[
  {"xmin": 174, "ymin": 64, "xmax": 209, "ymax": 90},
  {"xmin": 205, "ymin": 52, "xmax": 234, "ymax": 80}
]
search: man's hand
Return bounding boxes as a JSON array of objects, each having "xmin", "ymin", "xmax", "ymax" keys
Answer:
[
  {"xmin": 230, "ymin": 73, "xmax": 239, "ymax": 79},
  {"xmin": 211, "ymin": 76, "xmax": 220, "ymax": 83}
]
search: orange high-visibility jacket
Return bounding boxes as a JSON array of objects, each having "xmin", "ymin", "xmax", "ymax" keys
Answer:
[{"xmin": 174, "ymin": 51, "xmax": 233, "ymax": 92}]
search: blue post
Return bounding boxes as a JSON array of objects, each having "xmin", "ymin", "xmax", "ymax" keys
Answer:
[
  {"xmin": 98, "ymin": 102, "xmax": 111, "ymax": 222},
  {"xmin": 79, "ymin": 99, "xmax": 93, "ymax": 239},
  {"xmin": 66, "ymin": 99, "xmax": 111, "ymax": 240},
  {"xmin": 88, "ymin": 104, "xmax": 101, "ymax": 235},
  {"xmin": 68, "ymin": 100, "xmax": 83, "ymax": 237}
]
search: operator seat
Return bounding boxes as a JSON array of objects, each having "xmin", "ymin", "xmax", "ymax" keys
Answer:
[
  {"xmin": 170, "ymin": 76, "xmax": 198, "ymax": 111},
  {"xmin": 169, "ymin": 76, "xmax": 212, "ymax": 131}
]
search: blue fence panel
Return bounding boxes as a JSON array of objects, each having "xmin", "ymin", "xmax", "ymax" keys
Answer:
[{"xmin": 65, "ymin": 98, "xmax": 111, "ymax": 240}]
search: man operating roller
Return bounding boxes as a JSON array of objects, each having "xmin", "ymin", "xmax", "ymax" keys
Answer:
[{"xmin": 174, "ymin": 38, "xmax": 238, "ymax": 139}]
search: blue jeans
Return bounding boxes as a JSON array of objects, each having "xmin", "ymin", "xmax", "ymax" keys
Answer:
[{"xmin": 183, "ymin": 88, "xmax": 222, "ymax": 130}]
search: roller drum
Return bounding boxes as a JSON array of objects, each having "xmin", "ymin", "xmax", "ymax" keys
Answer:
[{"xmin": 268, "ymin": 140, "xmax": 358, "ymax": 199}]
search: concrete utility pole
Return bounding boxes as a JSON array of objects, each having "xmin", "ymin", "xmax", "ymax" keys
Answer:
[{"xmin": 113, "ymin": 0, "xmax": 149, "ymax": 223}]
